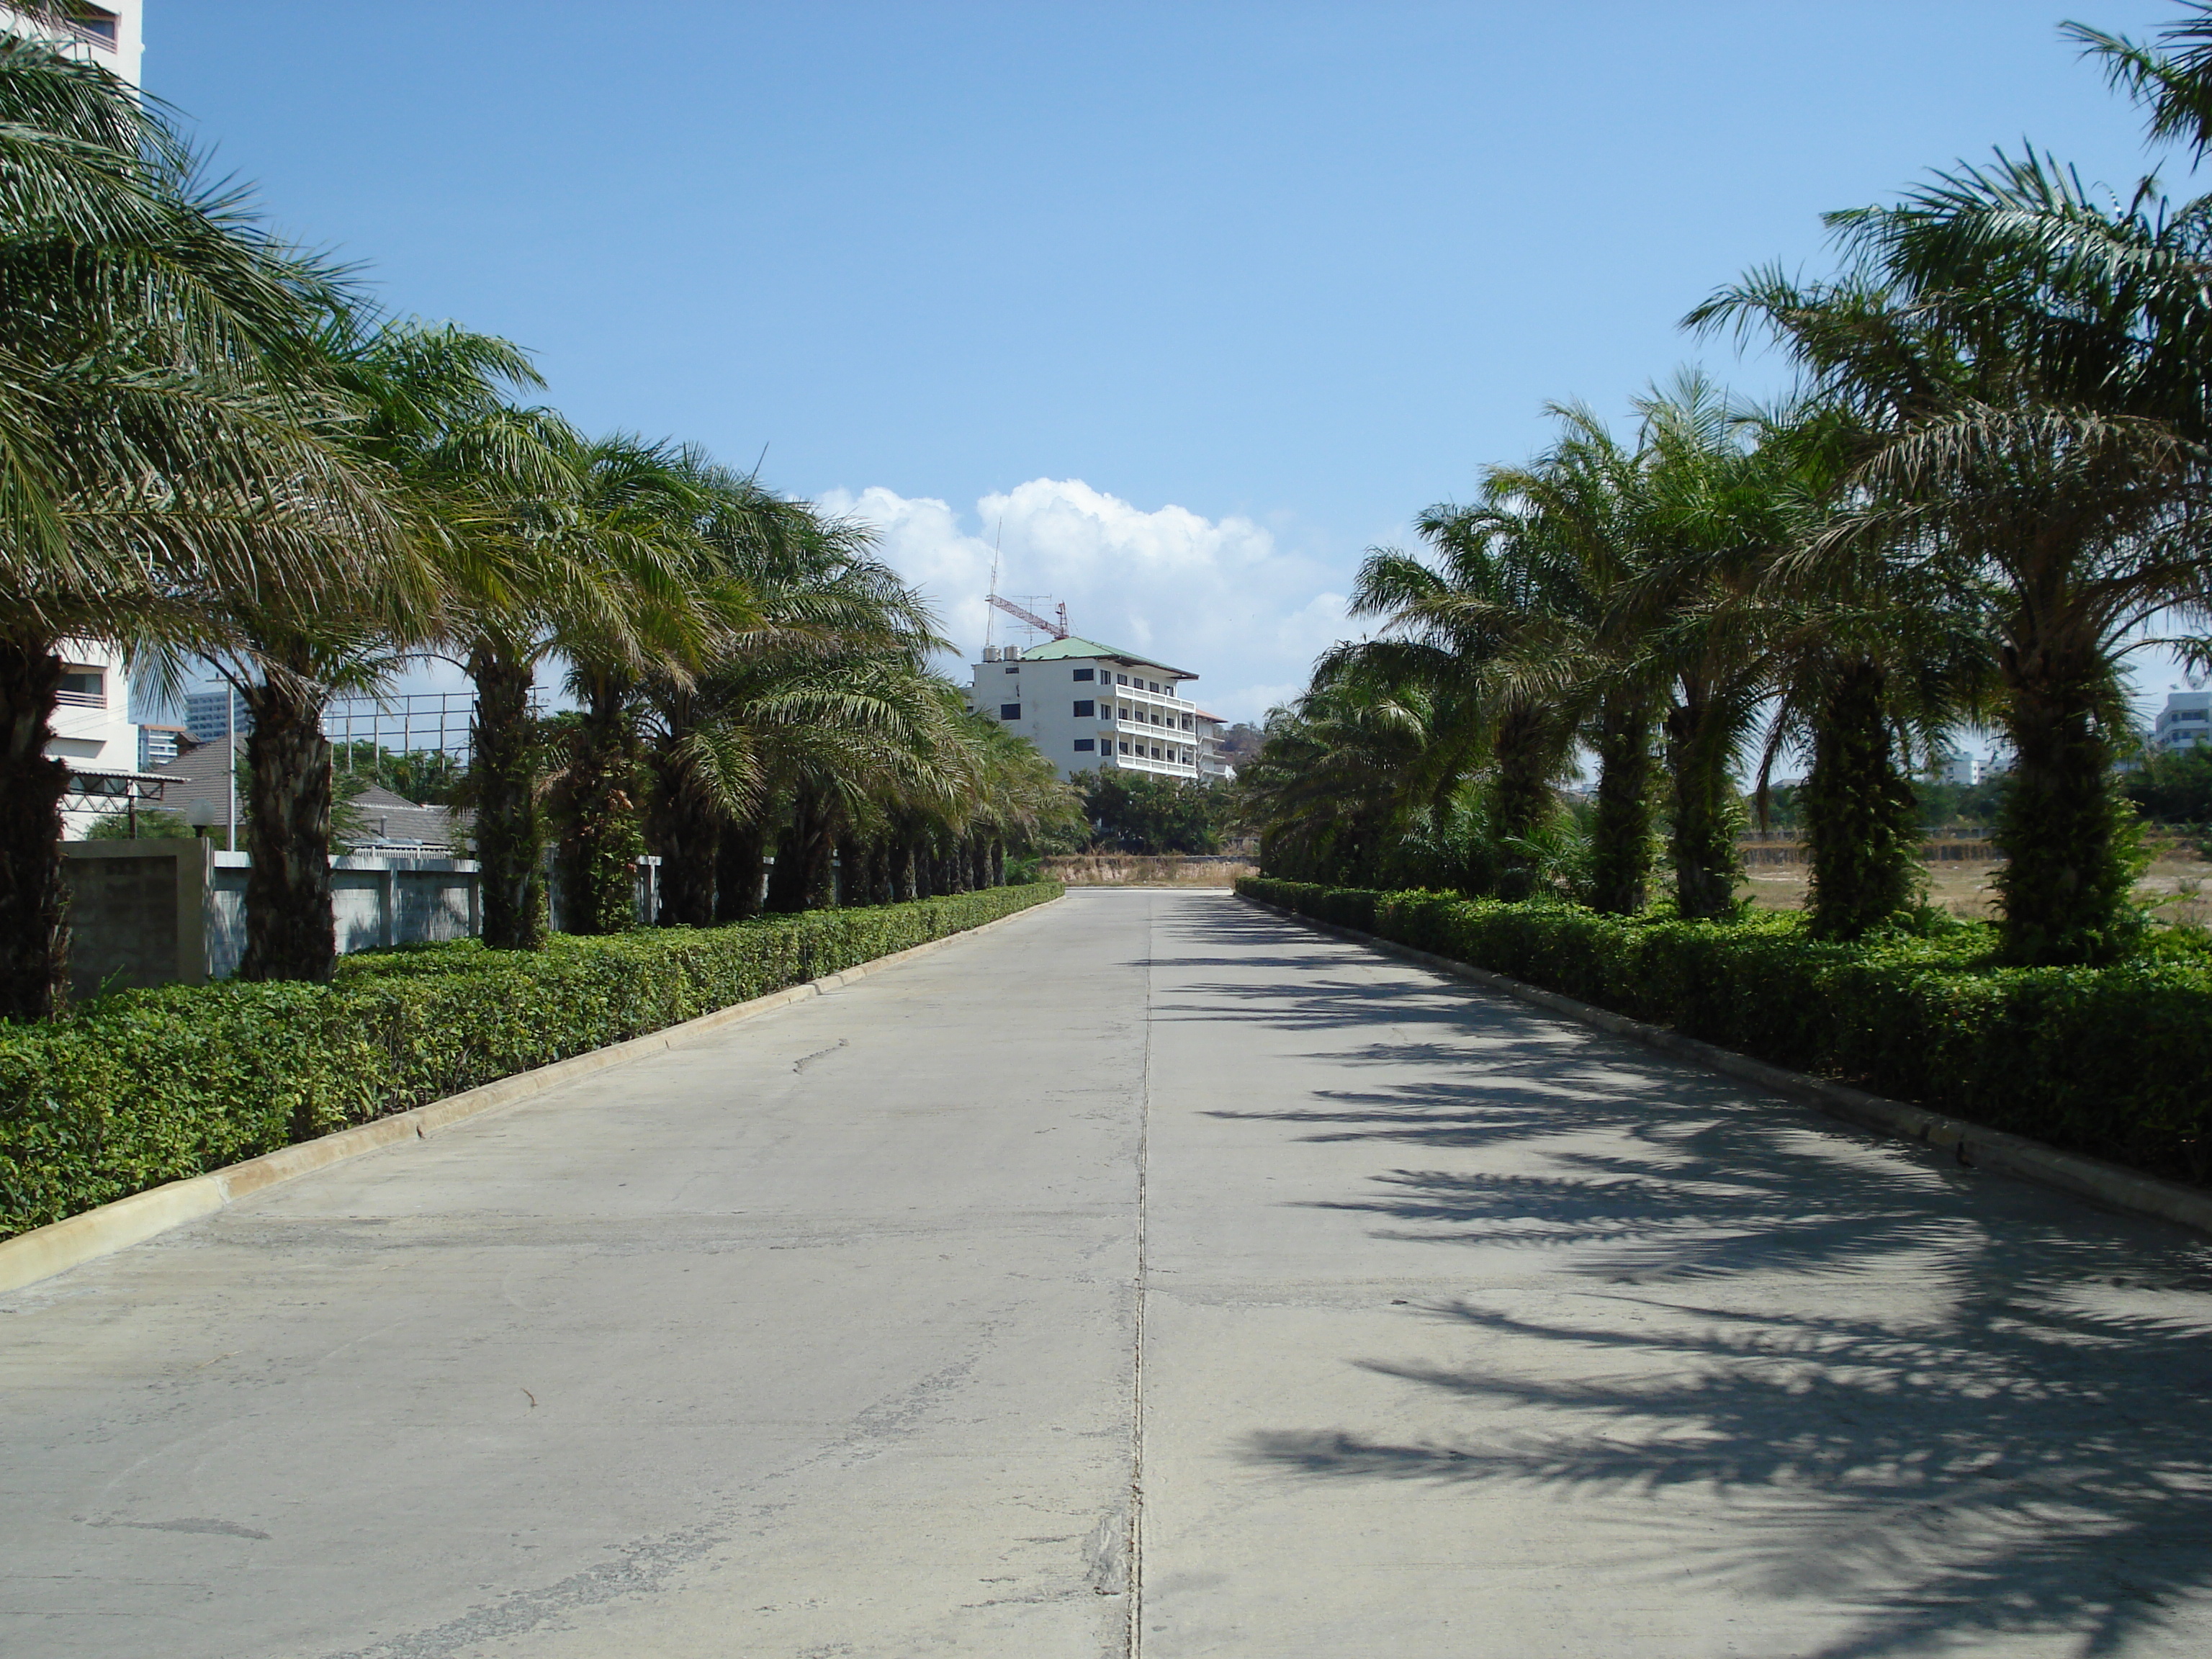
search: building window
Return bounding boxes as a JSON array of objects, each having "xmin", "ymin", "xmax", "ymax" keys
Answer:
[
  {"xmin": 66, "ymin": 5, "xmax": 118, "ymax": 48},
  {"xmin": 999, "ymin": 703, "xmax": 1021, "ymax": 720},
  {"xmin": 1074, "ymin": 738, "xmax": 1094, "ymax": 752},
  {"xmin": 57, "ymin": 670, "xmax": 106, "ymax": 707},
  {"xmin": 1004, "ymin": 664, "xmax": 1020, "ymax": 674},
  {"xmin": 1072, "ymin": 667, "xmax": 1094, "ymax": 681},
  {"xmin": 1119, "ymin": 705, "xmax": 1130, "ymax": 719},
  {"xmin": 1118, "ymin": 740, "xmax": 1130, "ymax": 754},
  {"xmin": 1073, "ymin": 699, "xmax": 1094, "ymax": 717},
  {"xmin": 1116, "ymin": 674, "xmax": 1128, "ymax": 685},
  {"xmin": 1180, "ymin": 716, "xmax": 1191, "ymax": 729}
]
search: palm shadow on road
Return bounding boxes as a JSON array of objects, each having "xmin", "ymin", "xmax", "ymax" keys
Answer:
[{"xmin": 1166, "ymin": 899, "xmax": 2212, "ymax": 1658}]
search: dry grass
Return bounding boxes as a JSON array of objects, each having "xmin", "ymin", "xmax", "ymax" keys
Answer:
[
  {"xmin": 1740, "ymin": 845, "xmax": 2212, "ymax": 926},
  {"xmin": 1042, "ymin": 855, "xmax": 1256, "ymax": 888}
]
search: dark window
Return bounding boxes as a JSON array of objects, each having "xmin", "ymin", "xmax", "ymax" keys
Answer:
[
  {"xmin": 1072, "ymin": 667, "xmax": 1094, "ymax": 681},
  {"xmin": 1074, "ymin": 738, "xmax": 1095, "ymax": 752},
  {"xmin": 1005, "ymin": 664, "xmax": 1020, "ymax": 673},
  {"xmin": 68, "ymin": 6, "xmax": 118, "ymax": 46},
  {"xmin": 1116, "ymin": 674, "xmax": 1128, "ymax": 685},
  {"xmin": 1073, "ymin": 699, "xmax": 1095, "ymax": 717},
  {"xmin": 999, "ymin": 703, "xmax": 1021, "ymax": 720},
  {"xmin": 1118, "ymin": 740, "xmax": 1130, "ymax": 754}
]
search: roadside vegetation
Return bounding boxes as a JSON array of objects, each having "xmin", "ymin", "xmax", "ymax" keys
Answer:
[
  {"xmin": 0, "ymin": 28, "xmax": 1079, "ymax": 1022},
  {"xmin": 1237, "ymin": 6, "xmax": 2212, "ymax": 1183},
  {"xmin": 0, "ymin": 884, "xmax": 1059, "ymax": 1238},
  {"xmin": 1244, "ymin": 6, "xmax": 2212, "ymax": 969}
]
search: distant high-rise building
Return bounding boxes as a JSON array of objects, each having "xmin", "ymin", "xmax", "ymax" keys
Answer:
[
  {"xmin": 1933, "ymin": 752, "xmax": 1984, "ymax": 787},
  {"xmin": 185, "ymin": 688, "xmax": 250, "ymax": 747},
  {"xmin": 2154, "ymin": 691, "xmax": 2212, "ymax": 755},
  {"xmin": 138, "ymin": 724, "xmax": 186, "ymax": 768}
]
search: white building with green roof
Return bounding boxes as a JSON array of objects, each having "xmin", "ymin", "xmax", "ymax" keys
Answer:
[{"xmin": 969, "ymin": 634, "xmax": 1215, "ymax": 783}]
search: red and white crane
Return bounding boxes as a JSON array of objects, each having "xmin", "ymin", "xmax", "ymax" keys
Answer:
[{"xmin": 987, "ymin": 593, "xmax": 1069, "ymax": 640}]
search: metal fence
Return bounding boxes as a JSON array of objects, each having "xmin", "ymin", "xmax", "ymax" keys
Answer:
[{"xmin": 324, "ymin": 691, "xmax": 481, "ymax": 767}]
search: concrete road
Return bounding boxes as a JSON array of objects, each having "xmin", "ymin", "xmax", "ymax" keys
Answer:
[{"xmin": 6, "ymin": 891, "xmax": 2212, "ymax": 1658}]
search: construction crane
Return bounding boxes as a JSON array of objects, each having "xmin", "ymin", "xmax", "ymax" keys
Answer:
[{"xmin": 987, "ymin": 593, "xmax": 1069, "ymax": 640}]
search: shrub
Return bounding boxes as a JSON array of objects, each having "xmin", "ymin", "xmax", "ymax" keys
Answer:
[
  {"xmin": 0, "ymin": 885, "xmax": 1060, "ymax": 1239},
  {"xmin": 1240, "ymin": 876, "xmax": 2212, "ymax": 1183}
]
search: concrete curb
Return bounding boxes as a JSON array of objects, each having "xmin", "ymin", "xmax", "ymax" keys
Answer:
[
  {"xmin": 1244, "ymin": 894, "xmax": 2212, "ymax": 1241},
  {"xmin": 0, "ymin": 892, "xmax": 1065, "ymax": 1295}
]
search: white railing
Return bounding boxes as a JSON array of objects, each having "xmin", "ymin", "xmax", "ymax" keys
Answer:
[{"xmin": 55, "ymin": 688, "xmax": 106, "ymax": 708}]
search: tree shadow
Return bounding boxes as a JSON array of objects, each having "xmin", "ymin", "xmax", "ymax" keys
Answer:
[{"xmin": 1175, "ymin": 900, "xmax": 2212, "ymax": 1654}]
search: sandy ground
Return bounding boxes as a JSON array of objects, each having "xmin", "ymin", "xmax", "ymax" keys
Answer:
[{"xmin": 1742, "ymin": 845, "xmax": 2212, "ymax": 925}]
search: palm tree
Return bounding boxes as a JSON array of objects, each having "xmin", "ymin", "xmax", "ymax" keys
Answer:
[
  {"xmin": 0, "ymin": 37, "xmax": 400, "ymax": 1015},
  {"xmin": 1694, "ymin": 148, "xmax": 2212, "ymax": 960},
  {"xmin": 1241, "ymin": 670, "xmax": 1455, "ymax": 888},
  {"xmin": 208, "ymin": 316, "xmax": 558, "ymax": 979},
  {"xmin": 1600, "ymin": 375, "xmax": 1804, "ymax": 920},
  {"xmin": 639, "ymin": 466, "xmax": 930, "ymax": 925},
  {"xmin": 543, "ymin": 436, "xmax": 724, "ymax": 935}
]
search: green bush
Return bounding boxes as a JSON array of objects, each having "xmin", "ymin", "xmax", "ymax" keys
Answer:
[
  {"xmin": 1240, "ymin": 876, "xmax": 2212, "ymax": 1184},
  {"xmin": 0, "ymin": 885, "xmax": 1060, "ymax": 1239}
]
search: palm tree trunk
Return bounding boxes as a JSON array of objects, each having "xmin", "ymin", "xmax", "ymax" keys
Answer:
[
  {"xmin": 1588, "ymin": 693, "xmax": 1654, "ymax": 915},
  {"xmin": 833, "ymin": 833, "xmax": 864, "ymax": 907},
  {"xmin": 238, "ymin": 675, "xmax": 337, "ymax": 982},
  {"xmin": 1995, "ymin": 649, "xmax": 2138, "ymax": 964},
  {"xmin": 766, "ymin": 786, "xmax": 833, "ymax": 912},
  {"xmin": 0, "ymin": 637, "xmax": 69, "ymax": 1020},
  {"xmin": 1665, "ymin": 693, "xmax": 1740, "ymax": 922},
  {"xmin": 1804, "ymin": 658, "xmax": 1920, "ymax": 940},
  {"xmin": 802, "ymin": 814, "xmax": 837, "ymax": 909},
  {"xmin": 967, "ymin": 835, "xmax": 988, "ymax": 891},
  {"xmin": 989, "ymin": 838, "xmax": 1006, "ymax": 886},
  {"xmin": 650, "ymin": 767, "xmax": 720, "ymax": 927},
  {"xmin": 714, "ymin": 817, "xmax": 768, "ymax": 922},
  {"xmin": 867, "ymin": 837, "xmax": 893, "ymax": 905},
  {"xmin": 1491, "ymin": 698, "xmax": 1555, "ymax": 902},
  {"xmin": 763, "ymin": 812, "xmax": 808, "ymax": 914},
  {"xmin": 468, "ymin": 641, "xmax": 545, "ymax": 950},
  {"xmin": 555, "ymin": 680, "xmax": 643, "ymax": 935},
  {"xmin": 891, "ymin": 829, "xmax": 917, "ymax": 902}
]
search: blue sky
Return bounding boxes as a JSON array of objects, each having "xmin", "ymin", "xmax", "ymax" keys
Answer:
[{"xmin": 156, "ymin": 0, "xmax": 2192, "ymax": 727}]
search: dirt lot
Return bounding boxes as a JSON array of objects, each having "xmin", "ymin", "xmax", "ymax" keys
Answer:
[{"xmin": 1741, "ymin": 845, "xmax": 2212, "ymax": 927}]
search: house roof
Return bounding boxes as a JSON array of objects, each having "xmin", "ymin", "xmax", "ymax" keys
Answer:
[
  {"xmin": 149, "ymin": 740, "xmax": 468, "ymax": 848},
  {"xmin": 1010, "ymin": 634, "xmax": 1197, "ymax": 680},
  {"xmin": 148, "ymin": 732, "xmax": 240, "ymax": 814}
]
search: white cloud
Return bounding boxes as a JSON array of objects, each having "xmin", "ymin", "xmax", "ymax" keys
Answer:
[{"xmin": 819, "ymin": 478, "xmax": 1348, "ymax": 724}]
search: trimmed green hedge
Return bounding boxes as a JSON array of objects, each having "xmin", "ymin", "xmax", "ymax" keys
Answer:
[
  {"xmin": 0, "ymin": 884, "xmax": 1060, "ymax": 1239},
  {"xmin": 1240, "ymin": 876, "xmax": 2212, "ymax": 1184}
]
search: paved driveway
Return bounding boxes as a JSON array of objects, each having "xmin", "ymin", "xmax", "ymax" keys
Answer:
[{"xmin": 6, "ymin": 891, "xmax": 2212, "ymax": 1657}]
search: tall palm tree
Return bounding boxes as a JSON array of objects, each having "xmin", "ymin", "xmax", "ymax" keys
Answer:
[
  {"xmin": 1601, "ymin": 374, "xmax": 1804, "ymax": 920},
  {"xmin": 543, "ymin": 435, "xmax": 724, "ymax": 935},
  {"xmin": 0, "ymin": 37, "xmax": 400, "ymax": 1015},
  {"xmin": 1241, "ymin": 670, "xmax": 1455, "ymax": 888},
  {"xmin": 640, "ymin": 467, "xmax": 927, "ymax": 924},
  {"xmin": 1694, "ymin": 148, "xmax": 2212, "ymax": 960},
  {"xmin": 207, "ymin": 316, "xmax": 552, "ymax": 982}
]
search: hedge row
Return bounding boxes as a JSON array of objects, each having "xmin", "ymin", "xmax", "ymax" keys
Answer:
[
  {"xmin": 0, "ymin": 884, "xmax": 1061, "ymax": 1239},
  {"xmin": 1239, "ymin": 876, "xmax": 2212, "ymax": 1184}
]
